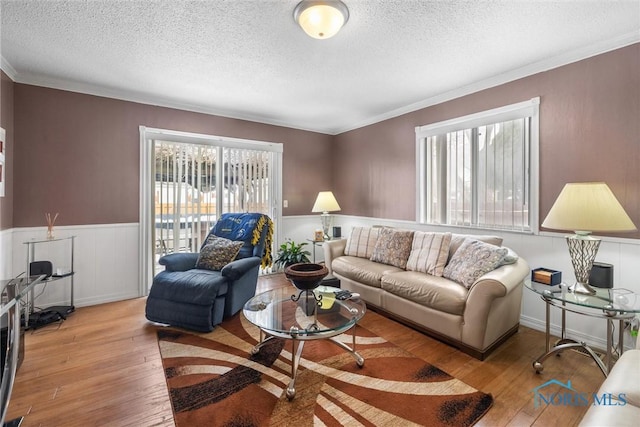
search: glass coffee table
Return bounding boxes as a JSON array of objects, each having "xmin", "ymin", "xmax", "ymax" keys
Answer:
[
  {"xmin": 242, "ymin": 285, "xmax": 366, "ymax": 400},
  {"xmin": 525, "ymin": 280, "xmax": 640, "ymax": 376}
]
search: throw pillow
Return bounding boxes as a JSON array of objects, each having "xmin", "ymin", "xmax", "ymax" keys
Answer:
[
  {"xmin": 369, "ymin": 228, "xmax": 414, "ymax": 269},
  {"xmin": 406, "ymin": 232, "xmax": 452, "ymax": 276},
  {"xmin": 443, "ymin": 238, "xmax": 508, "ymax": 288},
  {"xmin": 195, "ymin": 236, "xmax": 244, "ymax": 271},
  {"xmin": 448, "ymin": 234, "xmax": 503, "ymax": 262},
  {"xmin": 499, "ymin": 248, "xmax": 519, "ymax": 266},
  {"xmin": 344, "ymin": 227, "xmax": 381, "ymax": 258}
]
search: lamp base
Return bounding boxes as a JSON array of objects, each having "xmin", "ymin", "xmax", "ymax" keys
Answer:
[
  {"xmin": 570, "ymin": 281, "xmax": 597, "ymax": 295},
  {"xmin": 320, "ymin": 212, "xmax": 332, "ymax": 240},
  {"xmin": 565, "ymin": 233, "xmax": 600, "ymax": 296}
]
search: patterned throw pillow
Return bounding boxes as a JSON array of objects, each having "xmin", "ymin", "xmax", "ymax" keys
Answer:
[
  {"xmin": 344, "ymin": 227, "xmax": 381, "ymax": 258},
  {"xmin": 369, "ymin": 228, "xmax": 414, "ymax": 269},
  {"xmin": 443, "ymin": 239, "xmax": 508, "ymax": 289},
  {"xmin": 448, "ymin": 234, "xmax": 503, "ymax": 262},
  {"xmin": 406, "ymin": 232, "xmax": 452, "ymax": 276},
  {"xmin": 196, "ymin": 236, "xmax": 244, "ymax": 271}
]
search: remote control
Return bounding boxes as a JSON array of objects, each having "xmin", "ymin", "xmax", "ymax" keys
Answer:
[{"xmin": 334, "ymin": 290, "xmax": 352, "ymax": 300}]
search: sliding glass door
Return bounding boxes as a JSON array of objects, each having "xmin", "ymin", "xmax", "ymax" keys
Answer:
[{"xmin": 139, "ymin": 127, "xmax": 283, "ymax": 292}]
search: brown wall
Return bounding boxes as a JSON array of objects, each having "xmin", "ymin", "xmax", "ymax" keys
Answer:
[
  {"xmin": 12, "ymin": 85, "xmax": 333, "ymax": 227},
  {"xmin": 7, "ymin": 43, "xmax": 640, "ymax": 237},
  {"xmin": 0, "ymin": 71, "xmax": 14, "ymax": 230},
  {"xmin": 333, "ymin": 43, "xmax": 640, "ymax": 238}
]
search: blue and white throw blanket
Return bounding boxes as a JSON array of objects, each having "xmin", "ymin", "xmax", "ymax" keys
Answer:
[{"xmin": 206, "ymin": 212, "xmax": 273, "ymax": 267}]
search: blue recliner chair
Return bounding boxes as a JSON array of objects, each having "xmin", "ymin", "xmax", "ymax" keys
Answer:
[{"xmin": 145, "ymin": 212, "xmax": 273, "ymax": 332}]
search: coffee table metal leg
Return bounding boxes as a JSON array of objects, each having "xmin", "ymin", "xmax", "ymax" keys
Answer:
[
  {"xmin": 287, "ymin": 338, "xmax": 305, "ymax": 400},
  {"xmin": 250, "ymin": 330, "xmax": 277, "ymax": 355},
  {"xmin": 328, "ymin": 324, "xmax": 365, "ymax": 367},
  {"xmin": 329, "ymin": 337, "xmax": 365, "ymax": 367},
  {"xmin": 251, "ymin": 324, "xmax": 366, "ymax": 401}
]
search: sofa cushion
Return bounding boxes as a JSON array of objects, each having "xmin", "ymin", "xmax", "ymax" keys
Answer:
[
  {"xmin": 370, "ymin": 228, "xmax": 414, "ymax": 269},
  {"xmin": 381, "ymin": 271, "xmax": 468, "ymax": 315},
  {"xmin": 449, "ymin": 234, "xmax": 503, "ymax": 261},
  {"xmin": 443, "ymin": 239, "xmax": 508, "ymax": 288},
  {"xmin": 196, "ymin": 237, "xmax": 244, "ymax": 271},
  {"xmin": 406, "ymin": 231, "xmax": 452, "ymax": 276},
  {"xmin": 344, "ymin": 227, "xmax": 380, "ymax": 258},
  {"xmin": 332, "ymin": 255, "xmax": 404, "ymax": 288}
]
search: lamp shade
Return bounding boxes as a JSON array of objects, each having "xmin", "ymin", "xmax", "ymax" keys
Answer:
[
  {"xmin": 312, "ymin": 191, "xmax": 341, "ymax": 213},
  {"xmin": 294, "ymin": 0, "xmax": 349, "ymax": 39},
  {"xmin": 542, "ymin": 182, "xmax": 636, "ymax": 233}
]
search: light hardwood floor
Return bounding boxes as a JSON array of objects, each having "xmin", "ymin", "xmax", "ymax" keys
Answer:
[{"xmin": 6, "ymin": 274, "xmax": 604, "ymax": 426}]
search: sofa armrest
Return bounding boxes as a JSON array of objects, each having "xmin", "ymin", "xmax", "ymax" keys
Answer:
[
  {"xmin": 579, "ymin": 349, "xmax": 640, "ymax": 426},
  {"xmin": 159, "ymin": 253, "xmax": 199, "ymax": 272},
  {"xmin": 469, "ymin": 257, "xmax": 530, "ymax": 298},
  {"xmin": 221, "ymin": 256, "xmax": 261, "ymax": 281},
  {"xmin": 323, "ymin": 239, "xmax": 347, "ymax": 275},
  {"xmin": 461, "ymin": 256, "xmax": 529, "ymax": 350}
]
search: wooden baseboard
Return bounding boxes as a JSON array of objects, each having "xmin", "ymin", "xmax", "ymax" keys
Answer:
[{"xmin": 366, "ymin": 304, "xmax": 519, "ymax": 361}]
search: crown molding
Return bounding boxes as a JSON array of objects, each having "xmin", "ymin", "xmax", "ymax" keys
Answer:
[
  {"xmin": 0, "ymin": 55, "xmax": 18, "ymax": 81},
  {"xmin": 332, "ymin": 31, "xmax": 640, "ymax": 135},
  {"xmin": 2, "ymin": 31, "xmax": 638, "ymax": 136},
  {"xmin": 6, "ymin": 70, "xmax": 327, "ymax": 134}
]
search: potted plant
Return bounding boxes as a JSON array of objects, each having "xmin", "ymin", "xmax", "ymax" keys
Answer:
[{"xmin": 274, "ymin": 240, "xmax": 311, "ymax": 270}]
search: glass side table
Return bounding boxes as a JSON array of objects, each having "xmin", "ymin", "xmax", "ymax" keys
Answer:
[{"xmin": 525, "ymin": 280, "xmax": 640, "ymax": 377}]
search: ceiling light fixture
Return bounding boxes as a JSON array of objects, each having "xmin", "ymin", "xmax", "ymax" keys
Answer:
[{"xmin": 294, "ymin": 0, "xmax": 349, "ymax": 40}]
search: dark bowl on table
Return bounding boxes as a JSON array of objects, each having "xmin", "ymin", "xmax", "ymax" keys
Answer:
[{"xmin": 284, "ymin": 263, "xmax": 329, "ymax": 290}]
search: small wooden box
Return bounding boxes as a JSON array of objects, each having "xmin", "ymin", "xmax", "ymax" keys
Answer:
[{"xmin": 531, "ymin": 268, "xmax": 562, "ymax": 285}]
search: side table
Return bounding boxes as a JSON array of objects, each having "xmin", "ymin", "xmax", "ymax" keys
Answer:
[
  {"xmin": 525, "ymin": 280, "xmax": 640, "ymax": 377},
  {"xmin": 306, "ymin": 239, "xmax": 325, "ymax": 263}
]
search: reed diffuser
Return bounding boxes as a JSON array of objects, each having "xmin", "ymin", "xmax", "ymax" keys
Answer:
[{"xmin": 46, "ymin": 212, "xmax": 59, "ymax": 240}]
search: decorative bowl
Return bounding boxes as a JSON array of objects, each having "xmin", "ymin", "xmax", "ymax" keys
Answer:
[{"xmin": 284, "ymin": 263, "xmax": 328, "ymax": 290}]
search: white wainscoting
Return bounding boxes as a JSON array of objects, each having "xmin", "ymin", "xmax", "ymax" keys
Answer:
[
  {"xmin": 329, "ymin": 215, "xmax": 640, "ymax": 352},
  {"xmin": 8, "ymin": 224, "xmax": 140, "ymax": 309},
  {"xmin": 4, "ymin": 217, "xmax": 639, "ymax": 352},
  {"xmin": 0, "ymin": 228, "xmax": 13, "ymax": 280}
]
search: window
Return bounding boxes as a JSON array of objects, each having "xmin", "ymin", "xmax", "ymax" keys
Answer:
[{"xmin": 416, "ymin": 98, "xmax": 539, "ymax": 232}]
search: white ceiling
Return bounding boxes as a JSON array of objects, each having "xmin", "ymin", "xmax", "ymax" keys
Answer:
[{"xmin": 1, "ymin": 1, "xmax": 639, "ymax": 135}]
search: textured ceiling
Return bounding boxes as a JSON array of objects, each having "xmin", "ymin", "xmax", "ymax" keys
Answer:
[{"xmin": 1, "ymin": 0, "xmax": 639, "ymax": 134}]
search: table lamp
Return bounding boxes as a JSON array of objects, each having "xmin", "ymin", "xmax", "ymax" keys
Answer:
[
  {"xmin": 541, "ymin": 182, "xmax": 636, "ymax": 294},
  {"xmin": 312, "ymin": 191, "xmax": 341, "ymax": 239}
]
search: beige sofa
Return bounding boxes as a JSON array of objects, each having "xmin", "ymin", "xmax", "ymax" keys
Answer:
[
  {"xmin": 323, "ymin": 227, "xmax": 529, "ymax": 359},
  {"xmin": 579, "ymin": 338, "xmax": 640, "ymax": 426}
]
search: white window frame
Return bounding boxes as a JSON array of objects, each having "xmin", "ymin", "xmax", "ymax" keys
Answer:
[
  {"xmin": 139, "ymin": 126, "xmax": 283, "ymax": 295},
  {"xmin": 415, "ymin": 97, "xmax": 540, "ymax": 233}
]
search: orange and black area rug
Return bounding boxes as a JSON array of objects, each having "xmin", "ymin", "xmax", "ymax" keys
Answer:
[{"xmin": 157, "ymin": 314, "xmax": 493, "ymax": 426}]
